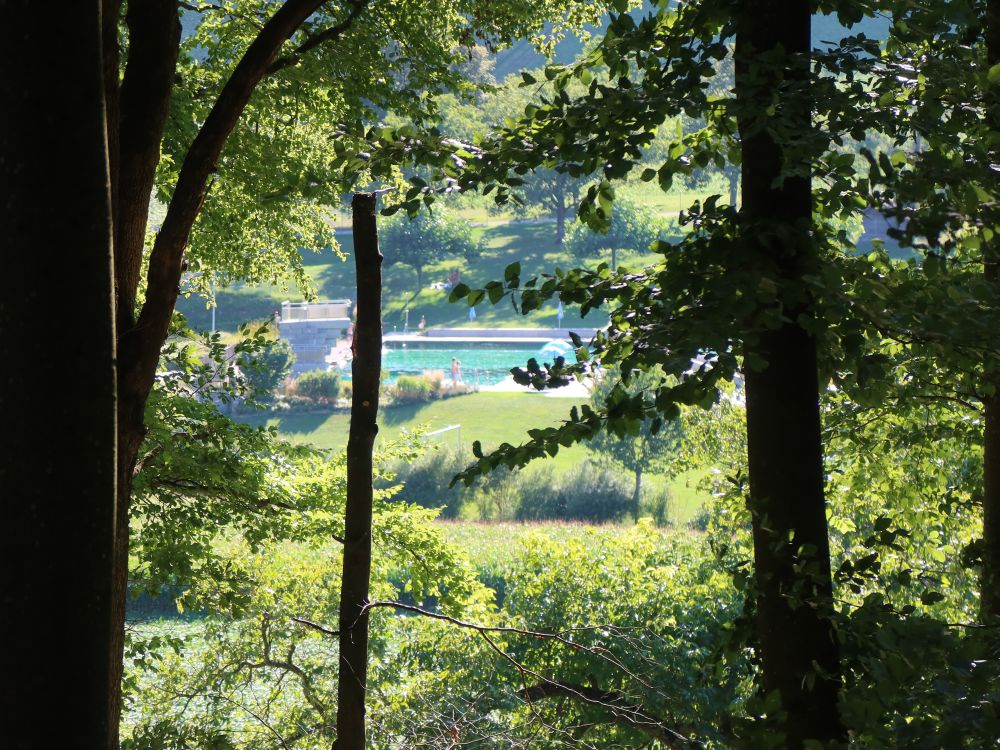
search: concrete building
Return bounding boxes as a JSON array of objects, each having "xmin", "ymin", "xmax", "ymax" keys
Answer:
[{"xmin": 277, "ymin": 300, "xmax": 351, "ymax": 375}]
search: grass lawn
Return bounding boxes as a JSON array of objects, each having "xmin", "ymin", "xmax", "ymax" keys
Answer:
[{"xmin": 243, "ymin": 391, "xmax": 708, "ymax": 524}]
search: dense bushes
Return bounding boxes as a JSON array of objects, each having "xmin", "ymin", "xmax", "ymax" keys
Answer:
[
  {"xmin": 291, "ymin": 369, "xmax": 340, "ymax": 402},
  {"xmin": 391, "ymin": 371, "xmax": 444, "ymax": 404},
  {"xmin": 391, "ymin": 449, "xmax": 638, "ymax": 524},
  {"xmin": 513, "ymin": 460, "xmax": 632, "ymax": 522},
  {"xmin": 384, "ymin": 370, "xmax": 473, "ymax": 405}
]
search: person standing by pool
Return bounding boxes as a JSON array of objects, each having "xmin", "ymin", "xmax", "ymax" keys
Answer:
[{"xmin": 451, "ymin": 356, "xmax": 462, "ymax": 384}]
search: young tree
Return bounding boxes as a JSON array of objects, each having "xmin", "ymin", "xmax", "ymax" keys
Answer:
[
  {"xmin": 380, "ymin": 208, "xmax": 482, "ymax": 291},
  {"xmin": 587, "ymin": 367, "xmax": 684, "ymax": 520},
  {"xmin": 335, "ymin": 193, "xmax": 383, "ymax": 750},
  {"xmin": 564, "ymin": 195, "xmax": 669, "ymax": 269},
  {"xmin": 0, "ymin": 2, "xmax": 117, "ymax": 746}
]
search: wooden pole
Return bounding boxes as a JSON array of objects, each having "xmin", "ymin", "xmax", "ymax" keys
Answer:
[{"xmin": 334, "ymin": 192, "xmax": 382, "ymax": 750}]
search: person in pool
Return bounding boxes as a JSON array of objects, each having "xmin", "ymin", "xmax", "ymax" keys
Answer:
[{"xmin": 451, "ymin": 356, "xmax": 462, "ymax": 384}]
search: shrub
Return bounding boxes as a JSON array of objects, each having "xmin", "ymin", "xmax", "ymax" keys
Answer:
[
  {"xmin": 388, "ymin": 445, "xmax": 471, "ymax": 518},
  {"xmin": 292, "ymin": 369, "xmax": 340, "ymax": 402},
  {"xmin": 390, "ymin": 371, "xmax": 445, "ymax": 404},
  {"xmin": 514, "ymin": 460, "xmax": 632, "ymax": 523},
  {"xmin": 238, "ymin": 338, "xmax": 295, "ymax": 397}
]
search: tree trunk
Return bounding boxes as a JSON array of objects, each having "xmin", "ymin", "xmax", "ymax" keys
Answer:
[
  {"xmin": 104, "ymin": 3, "xmax": 341, "ymax": 741},
  {"xmin": 980, "ymin": 0, "xmax": 1000, "ymax": 625},
  {"xmin": 335, "ymin": 193, "xmax": 383, "ymax": 750},
  {"xmin": 736, "ymin": 2, "xmax": 845, "ymax": 746},
  {"xmin": 0, "ymin": 3, "xmax": 118, "ymax": 747},
  {"xmin": 632, "ymin": 465, "xmax": 643, "ymax": 522},
  {"xmin": 556, "ymin": 198, "xmax": 567, "ymax": 244},
  {"xmin": 416, "ymin": 264, "xmax": 424, "ymax": 292}
]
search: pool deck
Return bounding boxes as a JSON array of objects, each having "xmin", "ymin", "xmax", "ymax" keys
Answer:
[
  {"xmin": 384, "ymin": 334, "xmax": 564, "ymax": 346},
  {"xmin": 384, "ymin": 327, "xmax": 598, "ymax": 347}
]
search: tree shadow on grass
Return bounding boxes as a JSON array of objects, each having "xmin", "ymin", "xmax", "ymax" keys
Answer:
[
  {"xmin": 271, "ymin": 411, "xmax": 336, "ymax": 435},
  {"xmin": 379, "ymin": 401, "xmax": 433, "ymax": 427}
]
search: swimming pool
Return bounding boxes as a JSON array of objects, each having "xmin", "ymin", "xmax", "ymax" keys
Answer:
[
  {"xmin": 333, "ymin": 339, "xmax": 578, "ymax": 386},
  {"xmin": 379, "ymin": 345, "xmax": 542, "ymax": 386}
]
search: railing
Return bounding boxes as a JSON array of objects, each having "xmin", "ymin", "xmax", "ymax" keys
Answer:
[{"xmin": 280, "ymin": 299, "xmax": 352, "ymax": 321}]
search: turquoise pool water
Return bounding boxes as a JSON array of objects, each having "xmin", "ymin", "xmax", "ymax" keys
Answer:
[
  {"xmin": 381, "ymin": 345, "xmax": 541, "ymax": 386},
  {"xmin": 334, "ymin": 340, "xmax": 577, "ymax": 386}
]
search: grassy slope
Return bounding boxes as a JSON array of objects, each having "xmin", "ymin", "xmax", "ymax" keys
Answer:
[
  {"xmin": 176, "ymin": 173, "xmax": 735, "ymax": 336},
  {"xmin": 179, "ymin": 220, "xmax": 611, "ymax": 333}
]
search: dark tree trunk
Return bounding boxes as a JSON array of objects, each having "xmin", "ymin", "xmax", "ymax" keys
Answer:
[
  {"xmin": 981, "ymin": 0, "xmax": 1000, "ymax": 624},
  {"xmin": 736, "ymin": 2, "xmax": 845, "ymax": 746},
  {"xmin": 104, "ymin": 2, "xmax": 345, "ymax": 741},
  {"xmin": 335, "ymin": 193, "xmax": 383, "ymax": 750},
  {"xmin": 0, "ymin": 3, "xmax": 117, "ymax": 748},
  {"xmin": 106, "ymin": 7, "xmax": 182, "ymax": 742},
  {"xmin": 632, "ymin": 465, "xmax": 643, "ymax": 522}
]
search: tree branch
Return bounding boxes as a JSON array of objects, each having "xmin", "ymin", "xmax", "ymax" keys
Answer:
[
  {"xmin": 115, "ymin": 0, "xmax": 182, "ymax": 329},
  {"xmin": 268, "ymin": 0, "xmax": 372, "ymax": 74},
  {"xmin": 121, "ymin": 0, "xmax": 333, "ymax": 425},
  {"xmin": 517, "ymin": 681, "xmax": 693, "ymax": 748}
]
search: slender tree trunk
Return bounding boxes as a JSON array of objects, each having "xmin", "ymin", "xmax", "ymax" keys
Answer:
[
  {"xmin": 0, "ymin": 3, "xmax": 117, "ymax": 748},
  {"xmin": 335, "ymin": 193, "xmax": 383, "ymax": 750},
  {"xmin": 736, "ymin": 2, "xmax": 844, "ymax": 746},
  {"xmin": 632, "ymin": 465, "xmax": 643, "ymax": 521},
  {"xmin": 106, "ymin": 7, "xmax": 183, "ymax": 741},
  {"xmin": 980, "ymin": 0, "xmax": 1000, "ymax": 624},
  {"xmin": 556, "ymin": 198, "xmax": 567, "ymax": 244},
  {"xmin": 104, "ymin": 3, "xmax": 351, "ymax": 740},
  {"xmin": 611, "ymin": 246, "xmax": 618, "ymax": 272},
  {"xmin": 416, "ymin": 264, "xmax": 424, "ymax": 292}
]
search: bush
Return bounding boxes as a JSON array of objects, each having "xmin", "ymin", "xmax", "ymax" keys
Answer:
[
  {"xmin": 389, "ymin": 371, "xmax": 446, "ymax": 404},
  {"xmin": 238, "ymin": 338, "xmax": 295, "ymax": 398},
  {"xmin": 514, "ymin": 460, "xmax": 632, "ymax": 523},
  {"xmin": 388, "ymin": 445, "xmax": 471, "ymax": 518},
  {"xmin": 292, "ymin": 370, "xmax": 340, "ymax": 402},
  {"xmin": 268, "ymin": 394, "xmax": 325, "ymax": 413}
]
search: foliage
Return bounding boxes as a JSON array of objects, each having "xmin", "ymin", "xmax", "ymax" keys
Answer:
[
  {"xmin": 125, "ymin": 522, "xmax": 745, "ymax": 749},
  {"xmin": 587, "ymin": 365, "xmax": 685, "ymax": 518},
  {"xmin": 236, "ymin": 337, "xmax": 294, "ymax": 398},
  {"xmin": 564, "ymin": 195, "xmax": 675, "ymax": 267},
  {"xmin": 513, "ymin": 459, "xmax": 632, "ymax": 522},
  {"xmin": 389, "ymin": 371, "xmax": 443, "ymax": 403},
  {"xmin": 379, "ymin": 208, "xmax": 483, "ymax": 290},
  {"xmin": 292, "ymin": 369, "xmax": 340, "ymax": 402}
]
